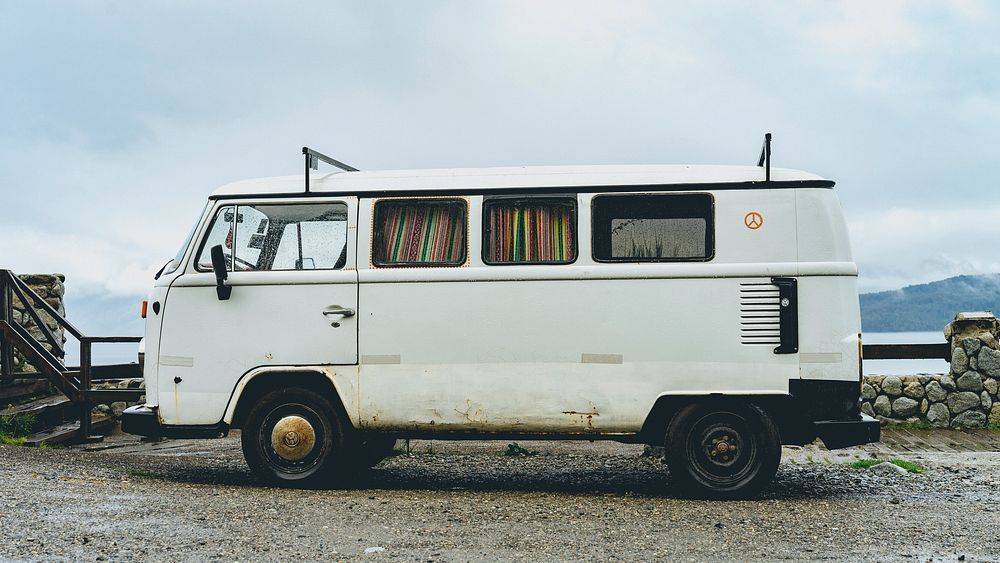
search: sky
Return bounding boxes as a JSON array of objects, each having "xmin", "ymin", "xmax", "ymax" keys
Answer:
[{"xmin": 2, "ymin": 0, "xmax": 1000, "ymax": 341}]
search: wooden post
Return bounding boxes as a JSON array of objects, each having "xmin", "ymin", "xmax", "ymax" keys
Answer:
[{"xmin": 79, "ymin": 339, "xmax": 92, "ymax": 439}]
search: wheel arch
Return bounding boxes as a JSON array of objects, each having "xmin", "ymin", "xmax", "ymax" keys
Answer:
[
  {"xmin": 639, "ymin": 393, "xmax": 815, "ymax": 446},
  {"xmin": 224, "ymin": 366, "xmax": 356, "ymax": 430}
]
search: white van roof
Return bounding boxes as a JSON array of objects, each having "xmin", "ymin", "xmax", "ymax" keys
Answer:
[{"xmin": 210, "ymin": 165, "xmax": 831, "ymax": 198}]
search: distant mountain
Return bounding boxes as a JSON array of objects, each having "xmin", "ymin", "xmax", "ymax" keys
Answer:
[{"xmin": 861, "ymin": 274, "xmax": 1000, "ymax": 332}]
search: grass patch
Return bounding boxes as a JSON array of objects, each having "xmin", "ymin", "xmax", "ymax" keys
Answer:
[
  {"xmin": 987, "ymin": 422, "xmax": 1000, "ymax": 431},
  {"xmin": 0, "ymin": 414, "xmax": 36, "ymax": 446},
  {"xmin": 882, "ymin": 419, "xmax": 931, "ymax": 430},
  {"xmin": 503, "ymin": 442, "xmax": 538, "ymax": 457},
  {"xmin": 849, "ymin": 458, "xmax": 924, "ymax": 473}
]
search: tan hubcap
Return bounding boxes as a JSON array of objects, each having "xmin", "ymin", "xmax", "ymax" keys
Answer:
[{"xmin": 270, "ymin": 415, "xmax": 317, "ymax": 461}]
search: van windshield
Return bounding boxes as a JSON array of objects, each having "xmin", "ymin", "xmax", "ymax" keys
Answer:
[{"xmin": 161, "ymin": 203, "xmax": 208, "ymax": 276}]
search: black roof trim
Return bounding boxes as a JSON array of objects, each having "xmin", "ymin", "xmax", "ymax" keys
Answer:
[{"xmin": 209, "ymin": 179, "xmax": 835, "ymax": 201}]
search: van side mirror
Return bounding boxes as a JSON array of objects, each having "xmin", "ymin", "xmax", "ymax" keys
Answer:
[{"xmin": 210, "ymin": 245, "xmax": 232, "ymax": 301}]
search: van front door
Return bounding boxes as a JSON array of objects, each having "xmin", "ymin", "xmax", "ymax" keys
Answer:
[{"xmin": 156, "ymin": 198, "xmax": 358, "ymax": 426}]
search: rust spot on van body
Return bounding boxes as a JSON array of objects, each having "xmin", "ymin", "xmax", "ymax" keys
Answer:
[{"xmin": 562, "ymin": 409, "xmax": 600, "ymax": 431}]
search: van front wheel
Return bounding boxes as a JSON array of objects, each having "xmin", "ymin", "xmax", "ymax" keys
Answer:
[
  {"xmin": 664, "ymin": 403, "xmax": 780, "ymax": 499},
  {"xmin": 241, "ymin": 387, "xmax": 348, "ymax": 487}
]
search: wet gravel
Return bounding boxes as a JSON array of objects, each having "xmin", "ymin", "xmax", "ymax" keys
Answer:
[{"xmin": 0, "ymin": 435, "xmax": 998, "ymax": 562}]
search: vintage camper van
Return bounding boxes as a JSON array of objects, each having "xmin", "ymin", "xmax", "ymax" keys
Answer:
[{"xmin": 123, "ymin": 148, "xmax": 878, "ymax": 498}]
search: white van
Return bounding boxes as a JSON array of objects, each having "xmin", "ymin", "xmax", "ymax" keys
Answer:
[{"xmin": 124, "ymin": 150, "xmax": 878, "ymax": 498}]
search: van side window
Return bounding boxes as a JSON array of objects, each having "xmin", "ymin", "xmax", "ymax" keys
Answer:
[
  {"xmin": 591, "ymin": 193, "xmax": 714, "ymax": 262},
  {"xmin": 195, "ymin": 203, "xmax": 349, "ymax": 271},
  {"xmin": 482, "ymin": 197, "xmax": 576, "ymax": 265},
  {"xmin": 372, "ymin": 199, "xmax": 467, "ymax": 267}
]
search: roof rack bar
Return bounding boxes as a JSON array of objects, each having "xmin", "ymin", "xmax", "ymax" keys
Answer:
[
  {"xmin": 756, "ymin": 132, "xmax": 771, "ymax": 181},
  {"xmin": 302, "ymin": 146, "xmax": 359, "ymax": 194}
]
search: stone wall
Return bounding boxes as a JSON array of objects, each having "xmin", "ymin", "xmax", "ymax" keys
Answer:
[
  {"xmin": 1, "ymin": 274, "xmax": 66, "ymax": 374},
  {"xmin": 863, "ymin": 313, "xmax": 1000, "ymax": 428}
]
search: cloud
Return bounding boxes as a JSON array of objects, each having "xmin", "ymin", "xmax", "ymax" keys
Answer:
[
  {"xmin": 848, "ymin": 206, "xmax": 1000, "ymax": 293},
  {"xmin": 0, "ymin": 225, "xmax": 162, "ymax": 297}
]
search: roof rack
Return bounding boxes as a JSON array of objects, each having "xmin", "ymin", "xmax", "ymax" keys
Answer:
[
  {"xmin": 302, "ymin": 147, "xmax": 358, "ymax": 193},
  {"xmin": 756, "ymin": 132, "xmax": 772, "ymax": 181}
]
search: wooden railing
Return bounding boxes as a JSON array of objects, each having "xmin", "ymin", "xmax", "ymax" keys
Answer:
[
  {"xmin": 862, "ymin": 343, "xmax": 950, "ymax": 361},
  {"xmin": 0, "ymin": 270, "xmax": 142, "ymax": 440}
]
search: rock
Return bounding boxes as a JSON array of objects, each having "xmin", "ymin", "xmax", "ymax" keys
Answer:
[
  {"xmin": 947, "ymin": 392, "xmax": 981, "ymax": 415},
  {"xmin": 861, "ymin": 383, "xmax": 877, "ymax": 401},
  {"xmin": 971, "ymin": 357, "xmax": 979, "ymax": 371},
  {"xmin": 892, "ymin": 397, "xmax": 919, "ymax": 417},
  {"xmin": 981, "ymin": 391, "xmax": 992, "ymax": 412},
  {"xmin": 642, "ymin": 445, "xmax": 665, "ymax": 459},
  {"xmin": 918, "ymin": 375, "xmax": 933, "ymax": 385},
  {"xmin": 951, "ymin": 347, "xmax": 970, "ymax": 374},
  {"xmin": 940, "ymin": 375, "xmax": 956, "ymax": 391},
  {"xmin": 951, "ymin": 410, "xmax": 987, "ymax": 428},
  {"xmin": 926, "ymin": 381, "xmax": 948, "ymax": 403},
  {"xmin": 861, "ymin": 402, "xmax": 875, "ymax": 417},
  {"xmin": 978, "ymin": 346, "xmax": 1000, "ymax": 379},
  {"xmin": 869, "ymin": 462, "xmax": 908, "ymax": 475},
  {"xmin": 881, "ymin": 376, "xmax": 903, "ymax": 397},
  {"xmin": 984, "ymin": 378, "xmax": 998, "ymax": 396},
  {"xmin": 110, "ymin": 402, "xmax": 127, "ymax": 418},
  {"xmin": 956, "ymin": 371, "xmax": 983, "ymax": 392},
  {"xmin": 873, "ymin": 395, "xmax": 892, "ymax": 417},
  {"xmin": 91, "ymin": 404, "xmax": 112, "ymax": 416},
  {"xmin": 962, "ymin": 337, "xmax": 982, "ymax": 356},
  {"xmin": 927, "ymin": 403, "xmax": 950, "ymax": 427},
  {"xmin": 903, "ymin": 381, "xmax": 925, "ymax": 399},
  {"xmin": 991, "ymin": 404, "xmax": 1000, "ymax": 425},
  {"xmin": 920, "ymin": 399, "xmax": 929, "ymax": 415},
  {"xmin": 980, "ymin": 332, "xmax": 999, "ymax": 350}
]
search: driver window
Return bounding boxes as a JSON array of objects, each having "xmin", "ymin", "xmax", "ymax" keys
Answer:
[{"xmin": 195, "ymin": 203, "xmax": 349, "ymax": 271}]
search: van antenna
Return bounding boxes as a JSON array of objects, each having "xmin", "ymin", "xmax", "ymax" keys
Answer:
[
  {"xmin": 302, "ymin": 147, "xmax": 359, "ymax": 193},
  {"xmin": 756, "ymin": 133, "xmax": 771, "ymax": 182}
]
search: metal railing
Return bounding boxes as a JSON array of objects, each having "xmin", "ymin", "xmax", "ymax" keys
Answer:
[{"xmin": 0, "ymin": 270, "xmax": 143, "ymax": 439}]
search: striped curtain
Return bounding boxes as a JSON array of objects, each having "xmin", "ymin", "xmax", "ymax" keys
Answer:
[
  {"xmin": 486, "ymin": 201, "xmax": 574, "ymax": 263},
  {"xmin": 376, "ymin": 202, "xmax": 466, "ymax": 264}
]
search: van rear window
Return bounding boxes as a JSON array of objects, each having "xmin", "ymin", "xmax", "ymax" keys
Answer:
[
  {"xmin": 373, "ymin": 199, "xmax": 468, "ymax": 267},
  {"xmin": 591, "ymin": 193, "xmax": 714, "ymax": 262},
  {"xmin": 483, "ymin": 197, "xmax": 576, "ymax": 265}
]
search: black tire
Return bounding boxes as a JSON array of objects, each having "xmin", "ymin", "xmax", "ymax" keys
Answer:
[
  {"xmin": 356, "ymin": 435, "xmax": 399, "ymax": 468},
  {"xmin": 241, "ymin": 387, "xmax": 350, "ymax": 487},
  {"xmin": 664, "ymin": 402, "xmax": 780, "ymax": 499}
]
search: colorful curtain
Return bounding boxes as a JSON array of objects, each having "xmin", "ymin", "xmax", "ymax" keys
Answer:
[
  {"xmin": 376, "ymin": 202, "xmax": 466, "ymax": 264},
  {"xmin": 486, "ymin": 201, "xmax": 574, "ymax": 263}
]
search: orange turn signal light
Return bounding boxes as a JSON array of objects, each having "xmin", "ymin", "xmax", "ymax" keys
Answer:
[{"xmin": 141, "ymin": 300, "xmax": 148, "ymax": 319}]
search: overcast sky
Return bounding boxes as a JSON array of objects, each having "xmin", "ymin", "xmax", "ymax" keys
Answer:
[{"xmin": 2, "ymin": 1, "xmax": 999, "ymax": 314}]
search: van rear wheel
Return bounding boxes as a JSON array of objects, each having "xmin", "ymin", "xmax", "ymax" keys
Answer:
[
  {"xmin": 241, "ymin": 387, "xmax": 349, "ymax": 487},
  {"xmin": 664, "ymin": 403, "xmax": 780, "ymax": 499}
]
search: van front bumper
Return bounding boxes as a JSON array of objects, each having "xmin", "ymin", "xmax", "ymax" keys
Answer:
[
  {"xmin": 121, "ymin": 405, "xmax": 229, "ymax": 439},
  {"xmin": 813, "ymin": 415, "xmax": 880, "ymax": 450}
]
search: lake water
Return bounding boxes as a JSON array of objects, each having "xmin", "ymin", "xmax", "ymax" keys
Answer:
[{"xmin": 863, "ymin": 331, "xmax": 948, "ymax": 375}]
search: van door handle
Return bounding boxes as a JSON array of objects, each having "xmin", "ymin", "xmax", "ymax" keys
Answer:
[{"xmin": 323, "ymin": 307, "xmax": 355, "ymax": 318}]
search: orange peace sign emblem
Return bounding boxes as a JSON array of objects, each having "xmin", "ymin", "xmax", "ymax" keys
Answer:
[{"xmin": 744, "ymin": 211, "xmax": 763, "ymax": 230}]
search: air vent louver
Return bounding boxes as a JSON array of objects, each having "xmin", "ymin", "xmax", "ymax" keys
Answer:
[{"xmin": 740, "ymin": 282, "xmax": 781, "ymax": 345}]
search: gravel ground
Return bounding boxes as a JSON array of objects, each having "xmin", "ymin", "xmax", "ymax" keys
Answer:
[{"xmin": 0, "ymin": 434, "xmax": 998, "ymax": 562}]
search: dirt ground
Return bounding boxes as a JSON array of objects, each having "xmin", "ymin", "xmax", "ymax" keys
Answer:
[{"xmin": 1, "ymin": 430, "xmax": 998, "ymax": 562}]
